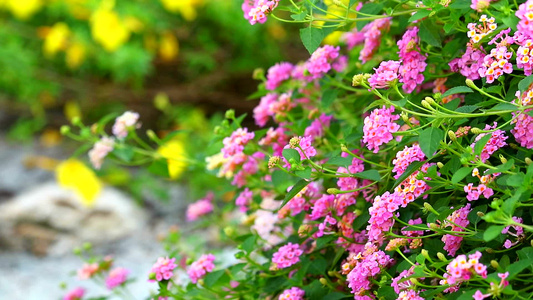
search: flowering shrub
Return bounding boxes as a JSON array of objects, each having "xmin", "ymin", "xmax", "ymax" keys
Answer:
[{"xmin": 60, "ymin": 0, "xmax": 533, "ymax": 299}]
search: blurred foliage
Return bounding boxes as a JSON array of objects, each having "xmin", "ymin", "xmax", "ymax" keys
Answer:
[{"xmin": 0, "ymin": 0, "xmax": 288, "ymax": 139}]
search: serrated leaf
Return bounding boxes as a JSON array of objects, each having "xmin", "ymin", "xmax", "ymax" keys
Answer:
[
  {"xmin": 408, "ymin": 10, "xmax": 431, "ymax": 23},
  {"xmin": 484, "ymin": 225, "xmax": 505, "ymax": 241},
  {"xmin": 419, "ymin": 127, "xmax": 444, "ymax": 157},
  {"xmin": 283, "ymin": 148, "xmax": 301, "ymax": 163},
  {"xmin": 300, "ymin": 27, "xmax": 324, "ymax": 55},
  {"xmin": 442, "ymin": 86, "xmax": 473, "ymax": 98},
  {"xmin": 451, "ymin": 167, "xmax": 473, "ymax": 184},
  {"xmin": 281, "ymin": 179, "xmax": 311, "ymax": 209},
  {"xmin": 295, "ymin": 167, "xmax": 312, "ymax": 179},
  {"xmin": 488, "ymin": 102, "xmax": 517, "ymax": 112}
]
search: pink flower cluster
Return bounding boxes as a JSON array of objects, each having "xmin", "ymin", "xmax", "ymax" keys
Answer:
[
  {"xmin": 467, "ymin": 15, "xmax": 497, "ymax": 44},
  {"xmin": 391, "ymin": 265, "xmax": 416, "ymax": 294},
  {"xmin": 366, "ymin": 191, "xmax": 403, "ymax": 242},
  {"xmin": 242, "ymin": 0, "xmax": 280, "ymax": 25},
  {"xmin": 392, "ymin": 144, "xmax": 426, "ymax": 179},
  {"xmin": 397, "ymin": 290, "xmax": 424, "ymax": 300},
  {"xmin": 441, "ymin": 204, "xmax": 471, "ymax": 257},
  {"xmin": 272, "ymin": 242, "xmax": 303, "ymax": 269},
  {"xmin": 470, "ymin": 122, "xmax": 508, "ymax": 162},
  {"xmin": 304, "ymin": 113, "xmax": 333, "ymax": 139},
  {"xmin": 259, "ymin": 127, "xmax": 289, "ymax": 156},
  {"xmin": 150, "ymin": 257, "xmax": 177, "ymax": 282},
  {"xmin": 78, "ymin": 263, "xmax": 99, "ymax": 280},
  {"xmin": 283, "ymin": 136, "xmax": 317, "ymax": 164},
  {"xmin": 63, "ymin": 287, "xmax": 85, "ymax": 300},
  {"xmin": 222, "ymin": 128, "xmax": 255, "ymax": 158},
  {"xmin": 474, "ymin": 272, "xmax": 509, "ymax": 300},
  {"xmin": 105, "ymin": 267, "xmax": 129, "ymax": 290},
  {"xmin": 517, "ymin": 39, "xmax": 533, "ymax": 75},
  {"xmin": 113, "ymin": 111, "xmax": 140, "ymax": 139},
  {"xmin": 88, "ymin": 136, "xmax": 114, "ymax": 169},
  {"xmin": 478, "ymin": 45, "xmax": 513, "ymax": 83},
  {"xmin": 511, "ymin": 109, "xmax": 533, "ymax": 149},
  {"xmin": 235, "ymin": 188, "xmax": 253, "ymax": 212},
  {"xmin": 368, "ymin": 60, "xmax": 400, "ymax": 89},
  {"xmin": 186, "ymin": 192, "xmax": 214, "ymax": 222},
  {"xmin": 449, "ymin": 45, "xmax": 486, "ymax": 80},
  {"xmin": 266, "ymin": 62, "xmax": 293, "ymax": 90},
  {"xmin": 306, "ymin": 45, "xmax": 341, "ymax": 79},
  {"xmin": 471, "ymin": 0, "xmax": 494, "ymax": 11},
  {"xmin": 362, "ymin": 105, "xmax": 400, "ymax": 153},
  {"xmin": 440, "ymin": 251, "xmax": 487, "ymax": 293},
  {"xmin": 397, "ymin": 27, "xmax": 427, "ymax": 93},
  {"xmin": 359, "ymin": 18, "xmax": 392, "ymax": 63},
  {"xmin": 253, "ymin": 93, "xmax": 296, "ymax": 127},
  {"xmin": 464, "ymin": 168, "xmax": 496, "ymax": 201},
  {"xmin": 279, "ymin": 287, "xmax": 305, "ymax": 300},
  {"xmin": 187, "ymin": 254, "xmax": 215, "ymax": 284},
  {"xmin": 346, "ymin": 245, "xmax": 393, "ymax": 296},
  {"xmin": 516, "ymin": 0, "xmax": 533, "ymax": 38},
  {"xmin": 502, "ymin": 217, "xmax": 525, "ymax": 248}
]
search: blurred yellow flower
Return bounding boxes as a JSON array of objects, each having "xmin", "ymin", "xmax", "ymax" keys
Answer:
[
  {"xmin": 323, "ymin": 31, "xmax": 343, "ymax": 46},
  {"xmin": 64, "ymin": 100, "xmax": 82, "ymax": 122},
  {"xmin": 66, "ymin": 42, "xmax": 86, "ymax": 69},
  {"xmin": 159, "ymin": 31, "xmax": 179, "ymax": 62},
  {"xmin": 157, "ymin": 139, "xmax": 187, "ymax": 179},
  {"xmin": 7, "ymin": 0, "xmax": 42, "ymax": 20},
  {"xmin": 160, "ymin": 0, "xmax": 203, "ymax": 21},
  {"xmin": 90, "ymin": 7, "xmax": 130, "ymax": 52},
  {"xmin": 43, "ymin": 22, "xmax": 70, "ymax": 57},
  {"xmin": 56, "ymin": 159, "xmax": 102, "ymax": 206}
]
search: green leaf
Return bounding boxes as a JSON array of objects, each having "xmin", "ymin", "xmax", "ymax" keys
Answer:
[
  {"xmin": 112, "ymin": 147, "xmax": 134, "ymax": 162},
  {"xmin": 418, "ymin": 127, "xmax": 444, "ymax": 157},
  {"xmin": 283, "ymin": 148, "xmax": 301, "ymax": 163},
  {"xmin": 473, "ymin": 134, "xmax": 492, "ymax": 156},
  {"xmin": 518, "ymin": 75, "xmax": 533, "ymax": 92},
  {"xmin": 455, "ymin": 105, "xmax": 479, "ymax": 113},
  {"xmin": 408, "ymin": 10, "xmax": 431, "ymax": 22},
  {"xmin": 291, "ymin": 12, "xmax": 307, "ymax": 21},
  {"xmin": 484, "ymin": 225, "xmax": 505, "ymax": 241},
  {"xmin": 442, "ymin": 86, "xmax": 473, "ymax": 98},
  {"xmin": 295, "ymin": 167, "xmax": 312, "ymax": 179},
  {"xmin": 321, "ymin": 89, "xmax": 338, "ymax": 108},
  {"xmin": 419, "ymin": 20, "xmax": 442, "ymax": 47},
  {"xmin": 485, "ymin": 159, "xmax": 514, "ymax": 175},
  {"xmin": 241, "ymin": 235, "xmax": 257, "ymax": 253},
  {"xmin": 308, "ymin": 258, "xmax": 327, "ymax": 275},
  {"xmin": 451, "ymin": 167, "xmax": 473, "ymax": 184},
  {"xmin": 488, "ymin": 103, "xmax": 517, "ymax": 112},
  {"xmin": 281, "ymin": 179, "xmax": 311, "ymax": 208},
  {"xmin": 323, "ymin": 292, "xmax": 351, "ymax": 300},
  {"xmin": 507, "ymin": 258, "xmax": 533, "ymax": 279},
  {"xmin": 147, "ymin": 159, "xmax": 170, "ymax": 178},
  {"xmin": 203, "ymin": 270, "xmax": 225, "ymax": 287},
  {"xmin": 327, "ymin": 156, "xmax": 353, "ymax": 166},
  {"xmin": 271, "ymin": 170, "xmax": 293, "ymax": 193},
  {"xmin": 300, "ymin": 27, "xmax": 324, "ymax": 55},
  {"xmin": 351, "ymin": 169, "xmax": 381, "ymax": 181},
  {"xmin": 393, "ymin": 160, "xmax": 426, "ymax": 189}
]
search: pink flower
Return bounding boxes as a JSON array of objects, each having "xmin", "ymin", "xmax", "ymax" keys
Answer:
[
  {"xmin": 187, "ymin": 254, "xmax": 215, "ymax": 283},
  {"xmin": 222, "ymin": 128, "xmax": 255, "ymax": 158},
  {"xmin": 347, "ymin": 245, "xmax": 392, "ymax": 296},
  {"xmin": 306, "ymin": 45, "xmax": 340, "ymax": 79},
  {"xmin": 272, "ymin": 243, "xmax": 303, "ymax": 269},
  {"xmin": 279, "ymin": 287, "xmax": 305, "ymax": 300},
  {"xmin": 105, "ymin": 267, "xmax": 129, "ymax": 290},
  {"xmin": 282, "ymin": 136, "xmax": 317, "ymax": 168},
  {"xmin": 360, "ymin": 18, "xmax": 391, "ymax": 63},
  {"xmin": 150, "ymin": 257, "xmax": 177, "ymax": 282},
  {"xmin": 392, "ymin": 144, "xmax": 426, "ymax": 178},
  {"xmin": 368, "ymin": 60, "xmax": 401, "ymax": 89},
  {"xmin": 362, "ymin": 105, "xmax": 400, "ymax": 153},
  {"xmin": 397, "ymin": 290, "xmax": 424, "ymax": 300},
  {"xmin": 366, "ymin": 191, "xmax": 403, "ymax": 242},
  {"xmin": 440, "ymin": 251, "xmax": 488, "ymax": 292},
  {"xmin": 235, "ymin": 188, "xmax": 253, "ymax": 212},
  {"xmin": 511, "ymin": 109, "xmax": 533, "ymax": 149},
  {"xmin": 441, "ymin": 204, "xmax": 471, "ymax": 256},
  {"xmin": 517, "ymin": 1, "xmax": 533, "ymax": 39},
  {"xmin": 471, "ymin": 0, "xmax": 494, "ymax": 11},
  {"xmin": 77, "ymin": 263, "xmax": 99, "ymax": 280},
  {"xmin": 304, "ymin": 113, "xmax": 333, "ymax": 139},
  {"xmin": 254, "ymin": 93, "xmax": 278, "ymax": 127},
  {"xmin": 470, "ymin": 122, "xmax": 508, "ymax": 162},
  {"xmin": 63, "ymin": 287, "xmax": 85, "ymax": 300},
  {"xmin": 243, "ymin": 0, "xmax": 281, "ymax": 25},
  {"xmin": 259, "ymin": 127, "xmax": 289, "ymax": 156},
  {"xmin": 112, "ymin": 111, "xmax": 140, "ymax": 139},
  {"xmin": 186, "ymin": 192, "xmax": 214, "ymax": 222},
  {"xmin": 266, "ymin": 62, "xmax": 293, "ymax": 90},
  {"xmin": 397, "ymin": 27, "xmax": 427, "ymax": 93},
  {"xmin": 88, "ymin": 136, "xmax": 114, "ymax": 169},
  {"xmin": 449, "ymin": 45, "xmax": 486, "ymax": 80}
]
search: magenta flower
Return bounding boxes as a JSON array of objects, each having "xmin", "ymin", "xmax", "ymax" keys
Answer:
[
  {"xmin": 272, "ymin": 243, "xmax": 303, "ymax": 269},
  {"xmin": 77, "ymin": 263, "xmax": 99, "ymax": 280},
  {"xmin": 440, "ymin": 251, "xmax": 487, "ymax": 292},
  {"xmin": 306, "ymin": 45, "xmax": 340, "ymax": 79},
  {"xmin": 304, "ymin": 113, "xmax": 333, "ymax": 139},
  {"xmin": 360, "ymin": 18, "xmax": 391, "ymax": 63},
  {"xmin": 105, "ymin": 267, "xmax": 129, "ymax": 290},
  {"xmin": 397, "ymin": 27, "xmax": 427, "ymax": 93},
  {"xmin": 278, "ymin": 287, "xmax": 305, "ymax": 300},
  {"xmin": 186, "ymin": 192, "xmax": 214, "ymax": 222},
  {"xmin": 516, "ymin": 0, "xmax": 533, "ymax": 39},
  {"xmin": 242, "ymin": 0, "xmax": 280, "ymax": 25},
  {"xmin": 368, "ymin": 60, "xmax": 400, "ymax": 89},
  {"xmin": 470, "ymin": 122, "xmax": 508, "ymax": 162},
  {"xmin": 441, "ymin": 204, "xmax": 471, "ymax": 257},
  {"xmin": 266, "ymin": 62, "xmax": 293, "ymax": 90},
  {"xmin": 392, "ymin": 144, "xmax": 426, "ymax": 179},
  {"xmin": 347, "ymin": 245, "xmax": 392, "ymax": 297},
  {"xmin": 235, "ymin": 188, "xmax": 253, "ymax": 212},
  {"xmin": 222, "ymin": 128, "xmax": 255, "ymax": 158},
  {"xmin": 187, "ymin": 254, "xmax": 215, "ymax": 284},
  {"xmin": 63, "ymin": 287, "xmax": 85, "ymax": 300},
  {"xmin": 449, "ymin": 45, "xmax": 486, "ymax": 80},
  {"xmin": 362, "ymin": 105, "xmax": 400, "ymax": 153},
  {"xmin": 150, "ymin": 257, "xmax": 177, "ymax": 282},
  {"xmin": 254, "ymin": 93, "xmax": 278, "ymax": 127}
]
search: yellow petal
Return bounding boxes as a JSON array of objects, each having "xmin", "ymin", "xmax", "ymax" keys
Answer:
[
  {"xmin": 157, "ymin": 139, "xmax": 187, "ymax": 179},
  {"xmin": 56, "ymin": 159, "xmax": 102, "ymax": 206},
  {"xmin": 159, "ymin": 32, "xmax": 179, "ymax": 62},
  {"xmin": 7, "ymin": 0, "xmax": 42, "ymax": 20}
]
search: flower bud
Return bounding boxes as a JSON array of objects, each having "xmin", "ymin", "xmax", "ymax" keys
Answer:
[
  {"xmin": 437, "ymin": 162, "xmax": 444, "ymax": 169},
  {"xmin": 298, "ymin": 224, "xmax": 312, "ymax": 237},
  {"xmin": 471, "ymin": 127, "xmax": 482, "ymax": 134},
  {"xmin": 421, "ymin": 249, "xmax": 430, "ymax": 260},
  {"xmin": 437, "ymin": 252, "xmax": 446, "ymax": 261},
  {"xmin": 198, "ymin": 279, "xmax": 205, "ymax": 286},
  {"xmin": 409, "ymin": 278, "xmax": 419, "ymax": 285},
  {"xmin": 486, "ymin": 248, "xmax": 494, "ymax": 254},
  {"xmin": 509, "ymin": 143, "xmax": 519, "ymax": 149},
  {"xmin": 268, "ymin": 156, "xmax": 280, "ymax": 168},
  {"xmin": 340, "ymin": 144, "xmax": 349, "ymax": 153},
  {"xmin": 289, "ymin": 137, "xmax": 301, "ymax": 148},
  {"xmin": 465, "ymin": 79, "xmax": 477, "ymax": 89},
  {"xmin": 234, "ymin": 251, "xmax": 245, "ymax": 259},
  {"xmin": 447, "ymin": 130, "xmax": 457, "ymax": 142},
  {"xmin": 327, "ymin": 188, "xmax": 340, "ymax": 195},
  {"xmin": 224, "ymin": 226, "xmax": 236, "ymax": 238},
  {"xmin": 352, "ymin": 74, "xmax": 364, "ymax": 86},
  {"xmin": 428, "ymin": 223, "xmax": 439, "ymax": 230},
  {"xmin": 477, "ymin": 211, "xmax": 485, "ymax": 217},
  {"xmin": 148, "ymin": 272, "xmax": 156, "ymax": 280},
  {"xmin": 421, "ymin": 100, "xmax": 432, "ymax": 109},
  {"xmin": 82, "ymin": 242, "xmax": 92, "ymax": 251},
  {"xmin": 71, "ymin": 116, "xmax": 82, "ymax": 126},
  {"xmin": 252, "ymin": 68, "xmax": 265, "ymax": 80},
  {"xmin": 491, "ymin": 260, "xmax": 499, "ymax": 269},
  {"xmin": 401, "ymin": 112, "xmax": 410, "ymax": 123},
  {"xmin": 73, "ymin": 247, "xmax": 82, "ymax": 255},
  {"xmin": 225, "ymin": 109, "xmax": 235, "ymax": 120},
  {"xmin": 332, "ymin": 0, "xmax": 343, "ymax": 6},
  {"xmin": 434, "ymin": 92, "xmax": 442, "ymax": 101},
  {"xmin": 499, "ymin": 154, "xmax": 507, "ymax": 164},
  {"xmin": 60, "ymin": 125, "xmax": 71, "ymax": 135},
  {"xmin": 424, "ymin": 97, "xmax": 436, "ymax": 106},
  {"xmin": 146, "ymin": 130, "xmax": 158, "ymax": 142},
  {"xmin": 213, "ymin": 126, "xmax": 222, "ymax": 135},
  {"xmin": 153, "ymin": 92, "xmax": 170, "ymax": 111},
  {"xmin": 526, "ymin": 158, "xmax": 532, "ymax": 165},
  {"xmin": 319, "ymin": 278, "xmax": 328, "ymax": 286}
]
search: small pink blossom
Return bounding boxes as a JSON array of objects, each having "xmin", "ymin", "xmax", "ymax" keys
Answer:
[
  {"xmin": 77, "ymin": 263, "xmax": 99, "ymax": 280},
  {"xmin": 222, "ymin": 128, "xmax": 255, "ymax": 158},
  {"xmin": 272, "ymin": 243, "xmax": 303, "ymax": 269},
  {"xmin": 235, "ymin": 188, "xmax": 253, "ymax": 212},
  {"xmin": 368, "ymin": 60, "xmax": 400, "ymax": 89},
  {"xmin": 186, "ymin": 192, "xmax": 214, "ymax": 222},
  {"xmin": 187, "ymin": 254, "xmax": 215, "ymax": 284},
  {"xmin": 88, "ymin": 136, "xmax": 114, "ymax": 170},
  {"xmin": 279, "ymin": 287, "xmax": 305, "ymax": 300},
  {"xmin": 112, "ymin": 111, "xmax": 140, "ymax": 139},
  {"xmin": 150, "ymin": 257, "xmax": 177, "ymax": 282},
  {"xmin": 266, "ymin": 62, "xmax": 293, "ymax": 90},
  {"xmin": 362, "ymin": 105, "xmax": 400, "ymax": 153},
  {"xmin": 470, "ymin": 122, "xmax": 508, "ymax": 162},
  {"xmin": 105, "ymin": 267, "xmax": 129, "ymax": 290},
  {"xmin": 63, "ymin": 287, "xmax": 85, "ymax": 300},
  {"xmin": 306, "ymin": 45, "xmax": 340, "ymax": 79}
]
